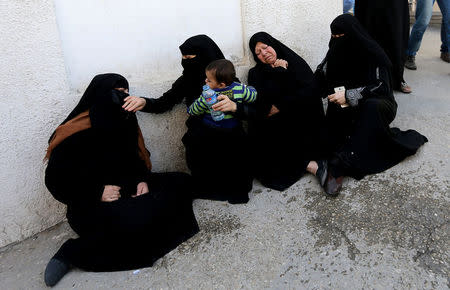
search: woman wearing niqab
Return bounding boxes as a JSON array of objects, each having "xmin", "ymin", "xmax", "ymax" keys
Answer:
[
  {"xmin": 123, "ymin": 35, "xmax": 253, "ymax": 203},
  {"xmin": 43, "ymin": 73, "xmax": 199, "ymax": 286},
  {"xmin": 134, "ymin": 35, "xmax": 226, "ymax": 113},
  {"xmin": 247, "ymin": 32, "xmax": 327, "ymax": 191},
  {"xmin": 315, "ymin": 15, "xmax": 427, "ymax": 195}
]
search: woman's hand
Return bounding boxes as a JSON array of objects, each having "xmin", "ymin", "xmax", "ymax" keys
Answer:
[
  {"xmin": 101, "ymin": 185, "xmax": 121, "ymax": 202},
  {"xmin": 122, "ymin": 96, "xmax": 146, "ymax": 112},
  {"xmin": 271, "ymin": 59, "xmax": 288, "ymax": 69},
  {"xmin": 328, "ymin": 90, "xmax": 347, "ymax": 105},
  {"xmin": 267, "ymin": 105, "xmax": 280, "ymax": 117},
  {"xmin": 132, "ymin": 182, "xmax": 149, "ymax": 198},
  {"xmin": 211, "ymin": 95, "xmax": 237, "ymax": 113}
]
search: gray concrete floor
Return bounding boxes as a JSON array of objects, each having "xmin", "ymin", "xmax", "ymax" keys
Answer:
[{"xmin": 1, "ymin": 27, "xmax": 449, "ymax": 289}]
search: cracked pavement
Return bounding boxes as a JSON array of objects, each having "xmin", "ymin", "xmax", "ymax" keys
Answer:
[{"xmin": 0, "ymin": 27, "xmax": 448, "ymax": 289}]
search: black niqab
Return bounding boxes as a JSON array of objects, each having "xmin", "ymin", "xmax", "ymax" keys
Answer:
[
  {"xmin": 140, "ymin": 35, "xmax": 226, "ymax": 113},
  {"xmin": 48, "ymin": 73, "xmax": 130, "ymax": 142},
  {"xmin": 179, "ymin": 35, "xmax": 225, "ymax": 95},
  {"xmin": 326, "ymin": 14, "xmax": 392, "ymax": 90}
]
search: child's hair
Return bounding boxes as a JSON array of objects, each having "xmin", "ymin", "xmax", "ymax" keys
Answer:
[{"xmin": 206, "ymin": 59, "xmax": 236, "ymax": 86}]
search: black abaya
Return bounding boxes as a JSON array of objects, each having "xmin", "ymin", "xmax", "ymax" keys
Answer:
[
  {"xmin": 45, "ymin": 74, "xmax": 199, "ymax": 272},
  {"xmin": 315, "ymin": 15, "xmax": 427, "ymax": 179},
  {"xmin": 247, "ymin": 32, "xmax": 326, "ymax": 191},
  {"xmin": 355, "ymin": 0, "xmax": 410, "ymax": 89},
  {"xmin": 141, "ymin": 35, "xmax": 253, "ymax": 203}
]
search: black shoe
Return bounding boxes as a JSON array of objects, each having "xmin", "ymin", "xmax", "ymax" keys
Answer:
[
  {"xmin": 323, "ymin": 172, "xmax": 343, "ymax": 197},
  {"xmin": 316, "ymin": 160, "xmax": 328, "ymax": 188},
  {"xmin": 405, "ymin": 55, "xmax": 417, "ymax": 70},
  {"xmin": 441, "ymin": 52, "xmax": 450, "ymax": 63},
  {"xmin": 44, "ymin": 258, "xmax": 71, "ymax": 287}
]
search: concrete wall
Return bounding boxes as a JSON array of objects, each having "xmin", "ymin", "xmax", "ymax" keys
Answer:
[
  {"xmin": 0, "ymin": 0, "xmax": 341, "ymax": 248},
  {"xmin": 0, "ymin": 0, "xmax": 71, "ymax": 247}
]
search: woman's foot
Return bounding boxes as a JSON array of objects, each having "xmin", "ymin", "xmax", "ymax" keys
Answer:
[
  {"xmin": 44, "ymin": 258, "xmax": 71, "ymax": 287},
  {"xmin": 315, "ymin": 160, "xmax": 328, "ymax": 188}
]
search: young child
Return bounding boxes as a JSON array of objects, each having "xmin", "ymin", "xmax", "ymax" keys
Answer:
[
  {"xmin": 185, "ymin": 59, "xmax": 256, "ymax": 204},
  {"xmin": 188, "ymin": 59, "xmax": 257, "ymax": 128}
]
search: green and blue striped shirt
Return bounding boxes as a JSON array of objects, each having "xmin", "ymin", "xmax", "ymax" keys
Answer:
[{"xmin": 188, "ymin": 82, "xmax": 257, "ymax": 123}]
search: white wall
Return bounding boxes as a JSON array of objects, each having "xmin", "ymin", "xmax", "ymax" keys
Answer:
[
  {"xmin": 54, "ymin": 0, "xmax": 245, "ymax": 89},
  {"xmin": 0, "ymin": 0, "xmax": 341, "ymax": 248},
  {"xmin": 0, "ymin": 0, "xmax": 70, "ymax": 247}
]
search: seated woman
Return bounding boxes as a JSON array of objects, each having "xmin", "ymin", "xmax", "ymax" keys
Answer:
[
  {"xmin": 247, "ymin": 32, "xmax": 327, "ymax": 191},
  {"xmin": 44, "ymin": 73, "xmax": 199, "ymax": 286},
  {"xmin": 122, "ymin": 35, "xmax": 253, "ymax": 203},
  {"xmin": 314, "ymin": 14, "xmax": 428, "ymax": 196}
]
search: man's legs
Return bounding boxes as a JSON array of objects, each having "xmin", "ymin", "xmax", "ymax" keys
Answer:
[
  {"xmin": 343, "ymin": 0, "xmax": 354, "ymax": 14},
  {"xmin": 406, "ymin": 0, "xmax": 434, "ymax": 56},
  {"xmin": 437, "ymin": 0, "xmax": 450, "ymax": 62}
]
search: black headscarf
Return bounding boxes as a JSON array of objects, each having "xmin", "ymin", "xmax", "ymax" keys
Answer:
[
  {"xmin": 179, "ymin": 35, "xmax": 225, "ymax": 84},
  {"xmin": 325, "ymin": 14, "xmax": 392, "ymax": 90},
  {"xmin": 249, "ymin": 32, "xmax": 313, "ymax": 86},
  {"xmin": 48, "ymin": 73, "xmax": 130, "ymax": 142}
]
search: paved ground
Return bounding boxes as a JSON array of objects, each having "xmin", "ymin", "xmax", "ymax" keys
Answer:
[{"xmin": 1, "ymin": 27, "xmax": 448, "ymax": 289}]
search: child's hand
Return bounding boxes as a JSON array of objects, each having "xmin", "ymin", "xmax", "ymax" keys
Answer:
[{"xmin": 212, "ymin": 95, "xmax": 237, "ymax": 113}]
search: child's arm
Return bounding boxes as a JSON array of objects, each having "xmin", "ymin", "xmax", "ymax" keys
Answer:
[
  {"xmin": 187, "ymin": 96, "xmax": 209, "ymax": 116},
  {"xmin": 242, "ymin": 84, "xmax": 257, "ymax": 103}
]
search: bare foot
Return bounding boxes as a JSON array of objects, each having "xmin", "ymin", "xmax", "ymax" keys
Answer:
[{"xmin": 307, "ymin": 161, "xmax": 318, "ymax": 175}]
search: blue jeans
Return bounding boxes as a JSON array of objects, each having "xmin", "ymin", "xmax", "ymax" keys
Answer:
[
  {"xmin": 407, "ymin": 0, "xmax": 449, "ymax": 55},
  {"xmin": 343, "ymin": 0, "xmax": 354, "ymax": 14}
]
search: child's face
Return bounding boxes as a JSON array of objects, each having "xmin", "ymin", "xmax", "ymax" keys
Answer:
[{"xmin": 205, "ymin": 70, "xmax": 225, "ymax": 89}]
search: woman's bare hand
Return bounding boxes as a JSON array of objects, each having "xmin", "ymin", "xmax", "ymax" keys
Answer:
[
  {"xmin": 133, "ymin": 182, "xmax": 149, "ymax": 198},
  {"xmin": 122, "ymin": 96, "xmax": 146, "ymax": 112},
  {"xmin": 101, "ymin": 185, "xmax": 121, "ymax": 202},
  {"xmin": 328, "ymin": 90, "xmax": 347, "ymax": 105},
  {"xmin": 211, "ymin": 95, "xmax": 237, "ymax": 113},
  {"xmin": 271, "ymin": 59, "xmax": 288, "ymax": 69},
  {"xmin": 267, "ymin": 105, "xmax": 280, "ymax": 117}
]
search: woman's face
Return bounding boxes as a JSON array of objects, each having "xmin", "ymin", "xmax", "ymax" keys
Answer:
[
  {"xmin": 182, "ymin": 54, "xmax": 196, "ymax": 59},
  {"xmin": 114, "ymin": 87, "xmax": 129, "ymax": 94},
  {"xmin": 254, "ymin": 42, "xmax": 277, "ymax": 64}
]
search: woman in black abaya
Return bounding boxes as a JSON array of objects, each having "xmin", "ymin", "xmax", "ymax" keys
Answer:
[
  {"xmin": 122, "ymin": 35, "xmax": 253, "ymax": 204},
  {"xmin": 247, "ymin": 32, "xmax": 327, "ymax": 191},
  {"xmin": 315, "ymin": 14, "xmax": 427, "ymax": 195},
  {"xmin": 44, "ymin": 74, "xmax": 199, "ymax": 286},
  {"xmin": 355, "ymin": 0, "xmax": 412, "ymax": 93},
  {"xmin": 123, "ymin": 34, "xmax": 225, "ymax": 113}
]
